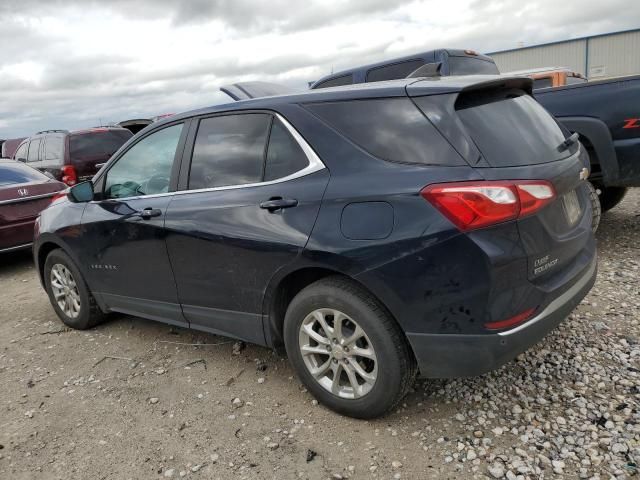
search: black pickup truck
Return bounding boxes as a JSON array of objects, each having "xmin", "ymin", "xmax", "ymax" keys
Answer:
[
  {"xmin": 312, "ymin": 53, "xmax": 639, "ymax": 217},
  {"xmin": 535, "ymin": 75, "xmax": 640, "ymax": 211}
]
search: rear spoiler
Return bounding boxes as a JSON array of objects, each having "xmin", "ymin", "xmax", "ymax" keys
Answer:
[{"xmin": 407, "ymin": 75, "xmax": 534, "ymax": 97}]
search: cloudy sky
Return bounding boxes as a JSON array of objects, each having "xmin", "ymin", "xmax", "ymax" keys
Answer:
[{"xmin": 1, "ymin": 0, "xmax": 638, "ymax": 138}]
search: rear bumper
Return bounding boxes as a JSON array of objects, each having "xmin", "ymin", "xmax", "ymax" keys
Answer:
[{"xmin": 407, "ymin": 255, "xmax": 597, "ymax": 378}]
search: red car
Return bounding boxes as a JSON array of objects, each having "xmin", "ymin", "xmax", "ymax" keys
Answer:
[{"xmin": 0, "ymin": 159, "xmax": 65, "ymax": 253}]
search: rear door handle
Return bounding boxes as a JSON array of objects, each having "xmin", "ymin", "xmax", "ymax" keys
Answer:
[
  {"xmin": 139, "ymin": 208, "xmax": 162, "ymax": 219},
  {"xmin": 259, "ymin": 197, "xmax": 298, "ymax": 212}
]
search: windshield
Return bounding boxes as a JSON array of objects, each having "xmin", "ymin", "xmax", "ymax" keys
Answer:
[
  {"xmin": 0, "ymin": 161, "xmax": 49, "ymax": 186},
  {"xmin": 449, "ymin": 56, "xmax": 499, "ymax": 75}
]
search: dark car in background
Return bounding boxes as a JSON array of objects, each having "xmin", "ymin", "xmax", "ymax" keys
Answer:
[
  {"xmin": 13, "ymin": 127, "xmax": 132, "ymax": 186},
  {"xmin": 0, "ymin": 159, "xmax": 65, "ymax": 253},
  {"xmin": 34, "ymin": 75, "xmax": 596, "ymax": 418},
  {"xmin": 310, "ymin": 48, "xmax": 498, "ymax": 89},
  {"xmin": 1, "ymin": 137, "xmax": 27, "ymax": 159}
]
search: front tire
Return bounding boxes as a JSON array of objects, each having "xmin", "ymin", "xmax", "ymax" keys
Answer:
[
  {"xmin": 44, "ymin": 249, "xmax": 105, "ymax": 330},
  {"xmin": 283, "ymin": 276, "xmax": 416, "ymax": 419}
]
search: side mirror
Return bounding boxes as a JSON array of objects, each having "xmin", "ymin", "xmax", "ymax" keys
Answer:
[{"xmin": 68, "ymin": 181, "xmax": 94, "ymax": 203}]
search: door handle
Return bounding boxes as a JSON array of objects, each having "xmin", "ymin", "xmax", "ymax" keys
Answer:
[
  {"xmin": 259, "ymin": 197, "xmax": 298, "ymax": 212},
  {"xmin": 260, "ymin": 197, "xmax": 298, "ymax": 212},
  {"xmin": 139, "ymin": 208, "xmax": 162, "ymax": 219}
]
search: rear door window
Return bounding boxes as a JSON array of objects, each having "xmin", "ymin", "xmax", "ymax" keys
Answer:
[
  {"xmin": 306, "ymin": 97, "xmax": 463, "ymax": 166},
  {"xmin": 366, "ymin": 59, "xmax": 425, "ymax": 82},
  {"xmin": 456, "ymin": 91, "xmax": 570, "ymax": 167},
  {"xmin": 44, "ymin": 135, "xmax": 64, "ymax": 161},
  {"xmin": 188, "ymin": 114, "xmax": 271, "ymax": 189},
  {"xmin": 27, "ymin": 139, "xmax": 41, "ymax": 162}
]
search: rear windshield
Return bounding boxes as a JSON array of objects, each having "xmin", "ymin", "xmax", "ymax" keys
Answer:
[
  {"xmin": 448, "ymin": 56, "xmax": 499, "ymax": 75},
  {"xmin": 457, "ymin": 92, "xmax": 570, "ymax": 167},
  {"xmin": 566, "ymin": 75, "xmax": 587, "ymax": 85},
  {"xmin": 0, "ymin": 161, "xmax": 49, "ymax": 186},
  {"xmin": 306, "ymin": 97, "xmax": 464, "ymax": 166},
  {"xmin": 69, "ymin": 130, "xmax": 132, "ymax": 161}
]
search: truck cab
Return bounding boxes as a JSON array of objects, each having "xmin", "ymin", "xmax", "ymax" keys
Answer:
[{"xmin": 310, "ymin": 49, "xmax": 498, "ymax": 89}]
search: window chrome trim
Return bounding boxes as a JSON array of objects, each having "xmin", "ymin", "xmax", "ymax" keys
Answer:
[
  {"xmin": 92, "ymin": 113, "xmax": 325, "ymax": 203},
  {"xmin": 0, "ymin": 191, "xmax": 58, "ymax": 206}
]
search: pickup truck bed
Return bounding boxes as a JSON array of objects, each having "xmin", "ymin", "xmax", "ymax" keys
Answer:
[{"xmin": 535, "ymin": 75, "xmax": 640, "ymax": 196}]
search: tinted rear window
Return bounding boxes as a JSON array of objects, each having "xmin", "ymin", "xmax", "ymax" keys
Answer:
[
  {"xmin": 448, "ymin": 56, "xmax": 499, "ymax": 75},
  {"xmin": 0, "ymin": 161, "xmax": 49, "ymax": 186},
  {"xmin": 533, "ymin": 77, "xmax": 553, "ymax": 90},
  {"xmin": 456, "ymin": 92, "xmax": 570, "ymax": 167},
  {"xmin": 566, "ymin": 76, "xmax": 587, "ymax": 85},
  {"xmin": 366, "ymin": 59, "xmax": 425, "ymax": 82},
  {"xmin": 69, "ymin": 130, "xmax": 132, "ymax": 160},
  {"xmin": 314, "ymin": 74, "xmax": 354, "ymax": 89},
  {"xmin": 306, "ymin": 98, "xmax": 463, "ymax": 166}
]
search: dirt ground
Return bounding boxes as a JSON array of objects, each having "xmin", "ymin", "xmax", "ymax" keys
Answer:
[{"xmin": 1, "ymin": 190, "xmax": 638, "ymax": 480}]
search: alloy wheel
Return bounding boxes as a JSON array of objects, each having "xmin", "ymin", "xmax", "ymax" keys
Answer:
[
  {"xmin": 50, "ymin": 263, "xmax": 81, "ymax": 319},
  {"xmin": 298, "ymin": 308, "xmax": 378, "ymax": 399}
]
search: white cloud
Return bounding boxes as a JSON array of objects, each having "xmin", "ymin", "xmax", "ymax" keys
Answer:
[{"xmin": 0, "ymin": 0, "xmax": 639, "ymax": 138}]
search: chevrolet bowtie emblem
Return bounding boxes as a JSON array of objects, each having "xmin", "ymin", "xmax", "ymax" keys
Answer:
[{"xmin": 579, "ymin": 168, "xmax": 589, "ymax": 181}]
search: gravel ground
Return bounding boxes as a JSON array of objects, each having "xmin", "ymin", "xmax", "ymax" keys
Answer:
[{"xmin": 0, "ymin": 189, "xmax": 638, "ymax": 480}]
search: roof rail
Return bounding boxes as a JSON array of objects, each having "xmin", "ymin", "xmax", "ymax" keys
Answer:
[{"xmin": 35, "ymin": 129, "xmax": 69, "ymax": 135}]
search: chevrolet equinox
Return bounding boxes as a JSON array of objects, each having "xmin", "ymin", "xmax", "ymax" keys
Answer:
[{"xmin": 34, "ymin": 75, "xmax": 597, "ymax": 418}]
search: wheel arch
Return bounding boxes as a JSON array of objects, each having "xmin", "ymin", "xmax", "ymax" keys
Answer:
[
  {"xmin": 557, "ymin": 116, "xmax": 619, "ymax": 186},
  {"xmin": 263, "ymin": 265, "xmax": 408, "ymax": 355}
]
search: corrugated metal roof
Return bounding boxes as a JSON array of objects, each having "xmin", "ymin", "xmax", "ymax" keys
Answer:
[{"xmin": 487, "ymin": 27, "xmax": 640, "ymax": 56}]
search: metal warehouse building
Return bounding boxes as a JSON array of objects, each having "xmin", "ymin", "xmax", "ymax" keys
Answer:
[{"xmin": 488, "ymin": 28, "xmax": 640, "ymax": 80}]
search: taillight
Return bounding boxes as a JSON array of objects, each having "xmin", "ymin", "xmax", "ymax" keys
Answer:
[
  {"xmin": 421, "ymin": 180, "xmax": 555, "ymax": 231},
  {"xmin": 61, "ymin": 165, "xmax": 77, "ymax": 186}
]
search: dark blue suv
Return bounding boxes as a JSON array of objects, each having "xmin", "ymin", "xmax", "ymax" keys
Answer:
[{"xmin": 34, "ymin": 75, "xmax": 597, "ymax": 418}]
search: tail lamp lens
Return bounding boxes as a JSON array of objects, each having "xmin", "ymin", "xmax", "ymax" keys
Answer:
[
  {"xmin": 421, "ymin": 180, "xmax": 555, "ymax": 231},
  {"xmin": 61, "ymin": 165, "xmax": 77, "ymax": 186}
]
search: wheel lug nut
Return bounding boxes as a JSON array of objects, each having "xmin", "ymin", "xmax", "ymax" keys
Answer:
[{"xmin": 332, "ymin": 359, "xmax": 338, "ymax": 364}]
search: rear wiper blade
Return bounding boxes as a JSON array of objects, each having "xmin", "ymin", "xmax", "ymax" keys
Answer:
[{"xmin": 557, "ymin": 132, "xmax": 579, "ymax": 152}]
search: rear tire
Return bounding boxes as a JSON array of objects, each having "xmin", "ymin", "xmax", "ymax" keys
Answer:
[
  {"xmin": 599, "ymin": 186, "xmax": 628, "ymax": 212},
  {"xmin": 283, "ymin": 276, "xmax": 416, "ymax": 419},
  {"xmin": 586, "ymin": 182, "xmax": 601, "ymax": 233},
  {"xmin": 44, "ymin": 249, "xmax": 105, "ymax": 330}
]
